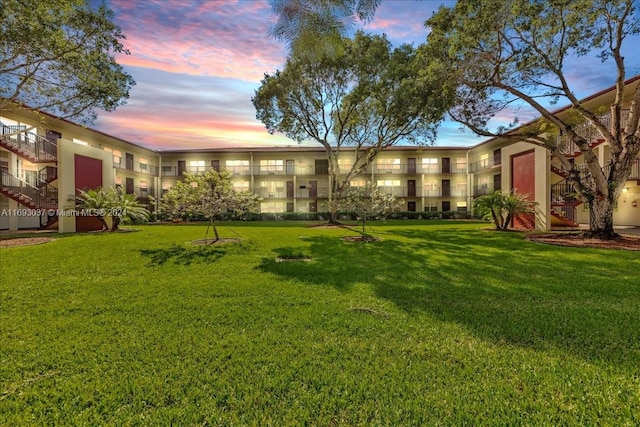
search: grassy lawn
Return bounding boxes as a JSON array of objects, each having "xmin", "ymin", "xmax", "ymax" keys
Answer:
[{"xmin": 1, "ymin": 221, "xmax": 639, "ymax": 425}]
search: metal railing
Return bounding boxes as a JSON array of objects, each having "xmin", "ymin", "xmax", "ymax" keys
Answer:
[
  {"xmin": 472, "ymin": 183, "xmax": 501, "ymax": 197},
  {"xmin": 469, "ymin": 157, "xmax": 501, "ymax": 173},
  {"xmin": 555, "ymin": 109, "xmax": 630, "ymax": 155},
  {"xmin": 0, "ymin": 169, "xmax": 58, "ymax": 209},
  {"xmin": 1, "ymin": 124, "xmax": 58, "ymax": 162},
  {"xmin": 114, "ymin": 157, "xmax": 158, "ymax": 176}
]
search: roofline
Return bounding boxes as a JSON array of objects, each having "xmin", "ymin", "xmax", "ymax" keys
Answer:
[
  {"xmin": 4, "ymin": 73, "xmax": 637, "ymax": 154},
  {"xmin": 470, "ymin": 74, "xmax": 640, "ymax": 150},
  {"xmin": 1, "ymin": 101, "xmax": 159, "ymax": 154},
  {"xmin": 158, "ymin": 145, "xmax": 470, "ymax": 154}
]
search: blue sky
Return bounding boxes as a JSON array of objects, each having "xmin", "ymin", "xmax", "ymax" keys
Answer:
[{"xmin": 92, "ymin": 0, "xmax": 640, "ymax": 151}]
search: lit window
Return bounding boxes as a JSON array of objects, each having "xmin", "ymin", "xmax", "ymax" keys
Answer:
[
  {"xmin": 338, "ymin": 158, "xmax": 353, "ymax": 173},
  {"xmin": 261, "ymin": 201, "xmax": 284, "ymax": 213},
  {"xmin": 226, "ymin": 160, "xmax": 250, "ymax": 174},
  {"xmin": 233, "ymin": 181, "xmax": 250, "ymax": 191},
  {"xmin": 72, "ymin": 138, "xmax": 89, "ymax": 146},
  {"xmin": 140, "ymin": 158, "xmax": 148, "ymax": 171},
  {"xmin": 377, "ymin": 158, "xmax": 401, "ymax": 170},
  {"xmin": 350, "ymin": 179, "xmax": 367, "ymax": 187},
  {"xmin": 188, "ymin": 160, "xmax": 205, "ymax": 173},
  {"xmin": 260, "ymin": 159, "xmax": 284, "ymax": 172},
  {"xmin": 376, "ymin": 179, "xmax": 400, "ymax": 187},
  {"xmin": 480, "ymin": 153, "xmax": 489, "ymax": 168},
  {"xmin": 140, "ymin": 180, "xmax": 148, "ymax": 189},
  {"xmin": 422, "ymin": 158, "xmax": 439, "ymax": 174}
]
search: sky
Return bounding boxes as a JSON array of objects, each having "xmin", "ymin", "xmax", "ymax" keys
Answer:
[{"xmin": 92, "ymin": 0, "xmax": 640, "ymax": 151}]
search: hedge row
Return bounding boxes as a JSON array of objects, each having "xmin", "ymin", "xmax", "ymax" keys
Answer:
[{"xmin": 151, "ymin": 211, "xmax": 474, "ymax": 222}]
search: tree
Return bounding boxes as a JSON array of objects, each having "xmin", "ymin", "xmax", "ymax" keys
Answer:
[
  {"xmin": 422, "ymin": 0, "xmax": 640, "ymax": 239},
  {"xmin": 160, "ymin": 170, "xmax": 259, "ymax": 243},
  {"xmin": 1, "ymin": 0, "xmax": 135, "ymax": 126},
  {"xmin": 269, "ymin": 0, "xmax": 381, "ymax": 54},
  {"xmin": 474, "ymin": 190, "xmax": 536, "ymax": 231},
  {"xmin": 76, "ymin": 186, "xmax": 150, "ymax": 232},
  {"xmin": 336, "ymin": 182, "xmax": 400, "ymax": 238},
  {"xmin": 76, "ymin": 188, "xmax": 110, "ymax": 231},
  {"xmin": 253, "ymin": 31, "xmax": 449, "ymax": 222},
  {"xmin": 107, "ymin": 187, "xmax": 151, "ymax": 232}
]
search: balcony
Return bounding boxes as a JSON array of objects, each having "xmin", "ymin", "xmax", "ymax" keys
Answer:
[
  {"xmin": 374, "ymin": 163, "xmax": 467, "ymax": 175},
  {"xmin": 472, "ymin": 183, "xmax": 500, "ymax": 197},
  {"xmin": 469, "ymin": 157, "xmax": 501, "ymax": 173},
  {"xmin": 114, "ymin": 157, "xmax": 158, "ymax": 176}
]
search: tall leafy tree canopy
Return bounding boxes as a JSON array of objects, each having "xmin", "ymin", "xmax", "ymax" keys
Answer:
[
  {"xmin": 0, "ymin": 0, "xmax": 135, "ymax": 124},
  {"xmin": 421, "ymin": 0, "xmax": 640, "ymax": 238},
  {"xmin": 253, "ymin": 31, "xmax": 450, "ymax": 219}
]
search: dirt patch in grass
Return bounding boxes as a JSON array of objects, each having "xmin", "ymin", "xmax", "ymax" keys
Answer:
[
  {"xmin": 0, "ymin": 237, "xmax": 55, "ymax": 248},
  {"xmin": 341, "ymin": 236, "xmax": 380, "ymax": 242},
  {"xmin": 526, "ymin": 233, "xmax": 640, "ymax": 251},
  {"xmin": 191, "ymin": 238, "xmax": 240, "ymax": 245},
  {"xmin": 275, "ymin": 255, "xmax": 312, "ymax": 262}
]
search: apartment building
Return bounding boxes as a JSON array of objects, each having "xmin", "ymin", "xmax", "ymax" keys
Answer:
[
  {"xmin": 2, "ymin": 77, "xmax": 639, "ymax": 232},
  {"xmin": 159, "ymin": 146, "xmax": 470, "ymax": 215}
]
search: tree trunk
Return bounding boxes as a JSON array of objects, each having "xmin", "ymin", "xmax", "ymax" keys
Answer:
[
  {"xmin": 585, "ymin": 197, "xmax": 618, "ymax": 239},
  {"xmin": 110, "ymin": 216, "xmax": 121, "ymax": 232},
  {"xmin": 97, "ymin": 215, "xmax": 108, "ymax": 231}
]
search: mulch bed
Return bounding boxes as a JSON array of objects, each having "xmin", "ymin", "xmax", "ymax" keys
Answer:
[
  {"xmin": 526, "ymin": 233, "xmax": 640, "ymax": 251},
  {"xmin": 0, "ymin": 237, "xmax": 55, "ymax": 248}
]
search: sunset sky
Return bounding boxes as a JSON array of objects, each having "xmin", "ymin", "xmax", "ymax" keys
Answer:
[{"xmin": 92, "ymin": 0, "xmax": 640, "ymax": 151}]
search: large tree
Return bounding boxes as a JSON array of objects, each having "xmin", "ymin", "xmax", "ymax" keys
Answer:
[
  {"xmin": 253, "ymin": 31, "xmax": 449, "ymax": 221},
  {"xmin": 0, "ymin": 0, "xmax": 134, "ymax": 125},
  {"xmin": 422, "ymin": 0, "xmax": 640, "ymax": 239}
]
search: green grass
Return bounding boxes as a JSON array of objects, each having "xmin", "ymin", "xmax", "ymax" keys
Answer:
[{"xmin": 1, "ymin": 221, "xmax": 639, "ymax": 425}]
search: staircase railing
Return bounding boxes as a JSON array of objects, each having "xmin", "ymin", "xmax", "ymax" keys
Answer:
[
  {"xmin": 555, "ymin": 109, "xmax": 630, "ymax": 156},
  {"xmin": 1, "ymin": 124, "xmax": 58, "ymax": 161},
  {"xmin": 0, "ymin": 169, "xmax": 58, "ymax": 209},
  {"xmin": 38, "ymin": 166, "xmax": 58, "ymax": 185},
  {"xmin": 551, "ymin": 179, "xmax": 577, "ymax": 205}
]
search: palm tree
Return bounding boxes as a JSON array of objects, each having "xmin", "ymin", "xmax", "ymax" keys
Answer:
[
  {"xmin": 473, "ymin": 190, "xmax": 506, "ymax": 230},
  {"xmin": 107, "ymin": 187, "xmax": 150, "ymax": 232},
  {"xmin": 76, "ymin": 188, "xmax": 110, "ymax": 231},
  {"xmin": 474, "ymin": 190, "xmax": 537, "ymax": 230},
  {"xmin": 502, "ymin": 191, "xmax": 536, "ymax": 229},
  {"xmin": 269, "ymin": 0, "xmax": 382, "ymax": 53}
]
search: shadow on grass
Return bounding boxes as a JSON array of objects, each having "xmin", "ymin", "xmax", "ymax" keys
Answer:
[
  {"xmin": 258, "ymin": 227, "xmax": 640, "ymax": 368},
  {"xmin": 141, "ymin": 243, "xmax": 229, "ymax": 266}
]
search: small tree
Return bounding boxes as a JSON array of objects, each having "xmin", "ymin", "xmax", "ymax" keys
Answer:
[
  {"xmin": 336, "ymin": 183, "xmax": 400, "ymax": 238},
  {"xmin": 107, "ymin": 187, "xmax": 151, "ymax": 232},
  {"xmin": 76, "ymin": 188, "xmax": 110, "ymax": 231},
  {"xmin": 76, "ymin": 186, "xmax": 150, "ymax": 232},
  {"xmin": 474, "ymin": 190, "xmax": 536, "ymax": 231},
  {"xmin": 160, "ymin": 170, "xmax": 259, "ymax": 243}
]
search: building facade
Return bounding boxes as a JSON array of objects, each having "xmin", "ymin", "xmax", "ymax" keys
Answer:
[{"xmin": 2, "ymin": 78, "xmax": 639, "ymax": 232}]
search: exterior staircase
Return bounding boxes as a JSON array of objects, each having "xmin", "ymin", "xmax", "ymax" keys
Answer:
[
  {"xmin": 1, "ymin": 124, "xmax": 59, "ymax": 228},
  {"xmin": 1, "ymin": 124, "xmax": 58, "ymax": 163},
  {"xmin": 1, "ymin": 167, "xmax": 59, "ymax": 229}
]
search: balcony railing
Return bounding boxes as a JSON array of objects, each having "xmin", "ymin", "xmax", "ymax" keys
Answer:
[
  {"xmin": 472, "ymin": 183, "xmax": 501, "ymax": 197},
  {"xmin": 469, "ymin": 157, "xmax": 501, "ymax": 173},
  {"xmin": 114, "ymin": 157, "xmax": 158, "ymax": 176},
  {"xmin": 374, "ymin": 164, "xmax": 467, "ymax": 175}
]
